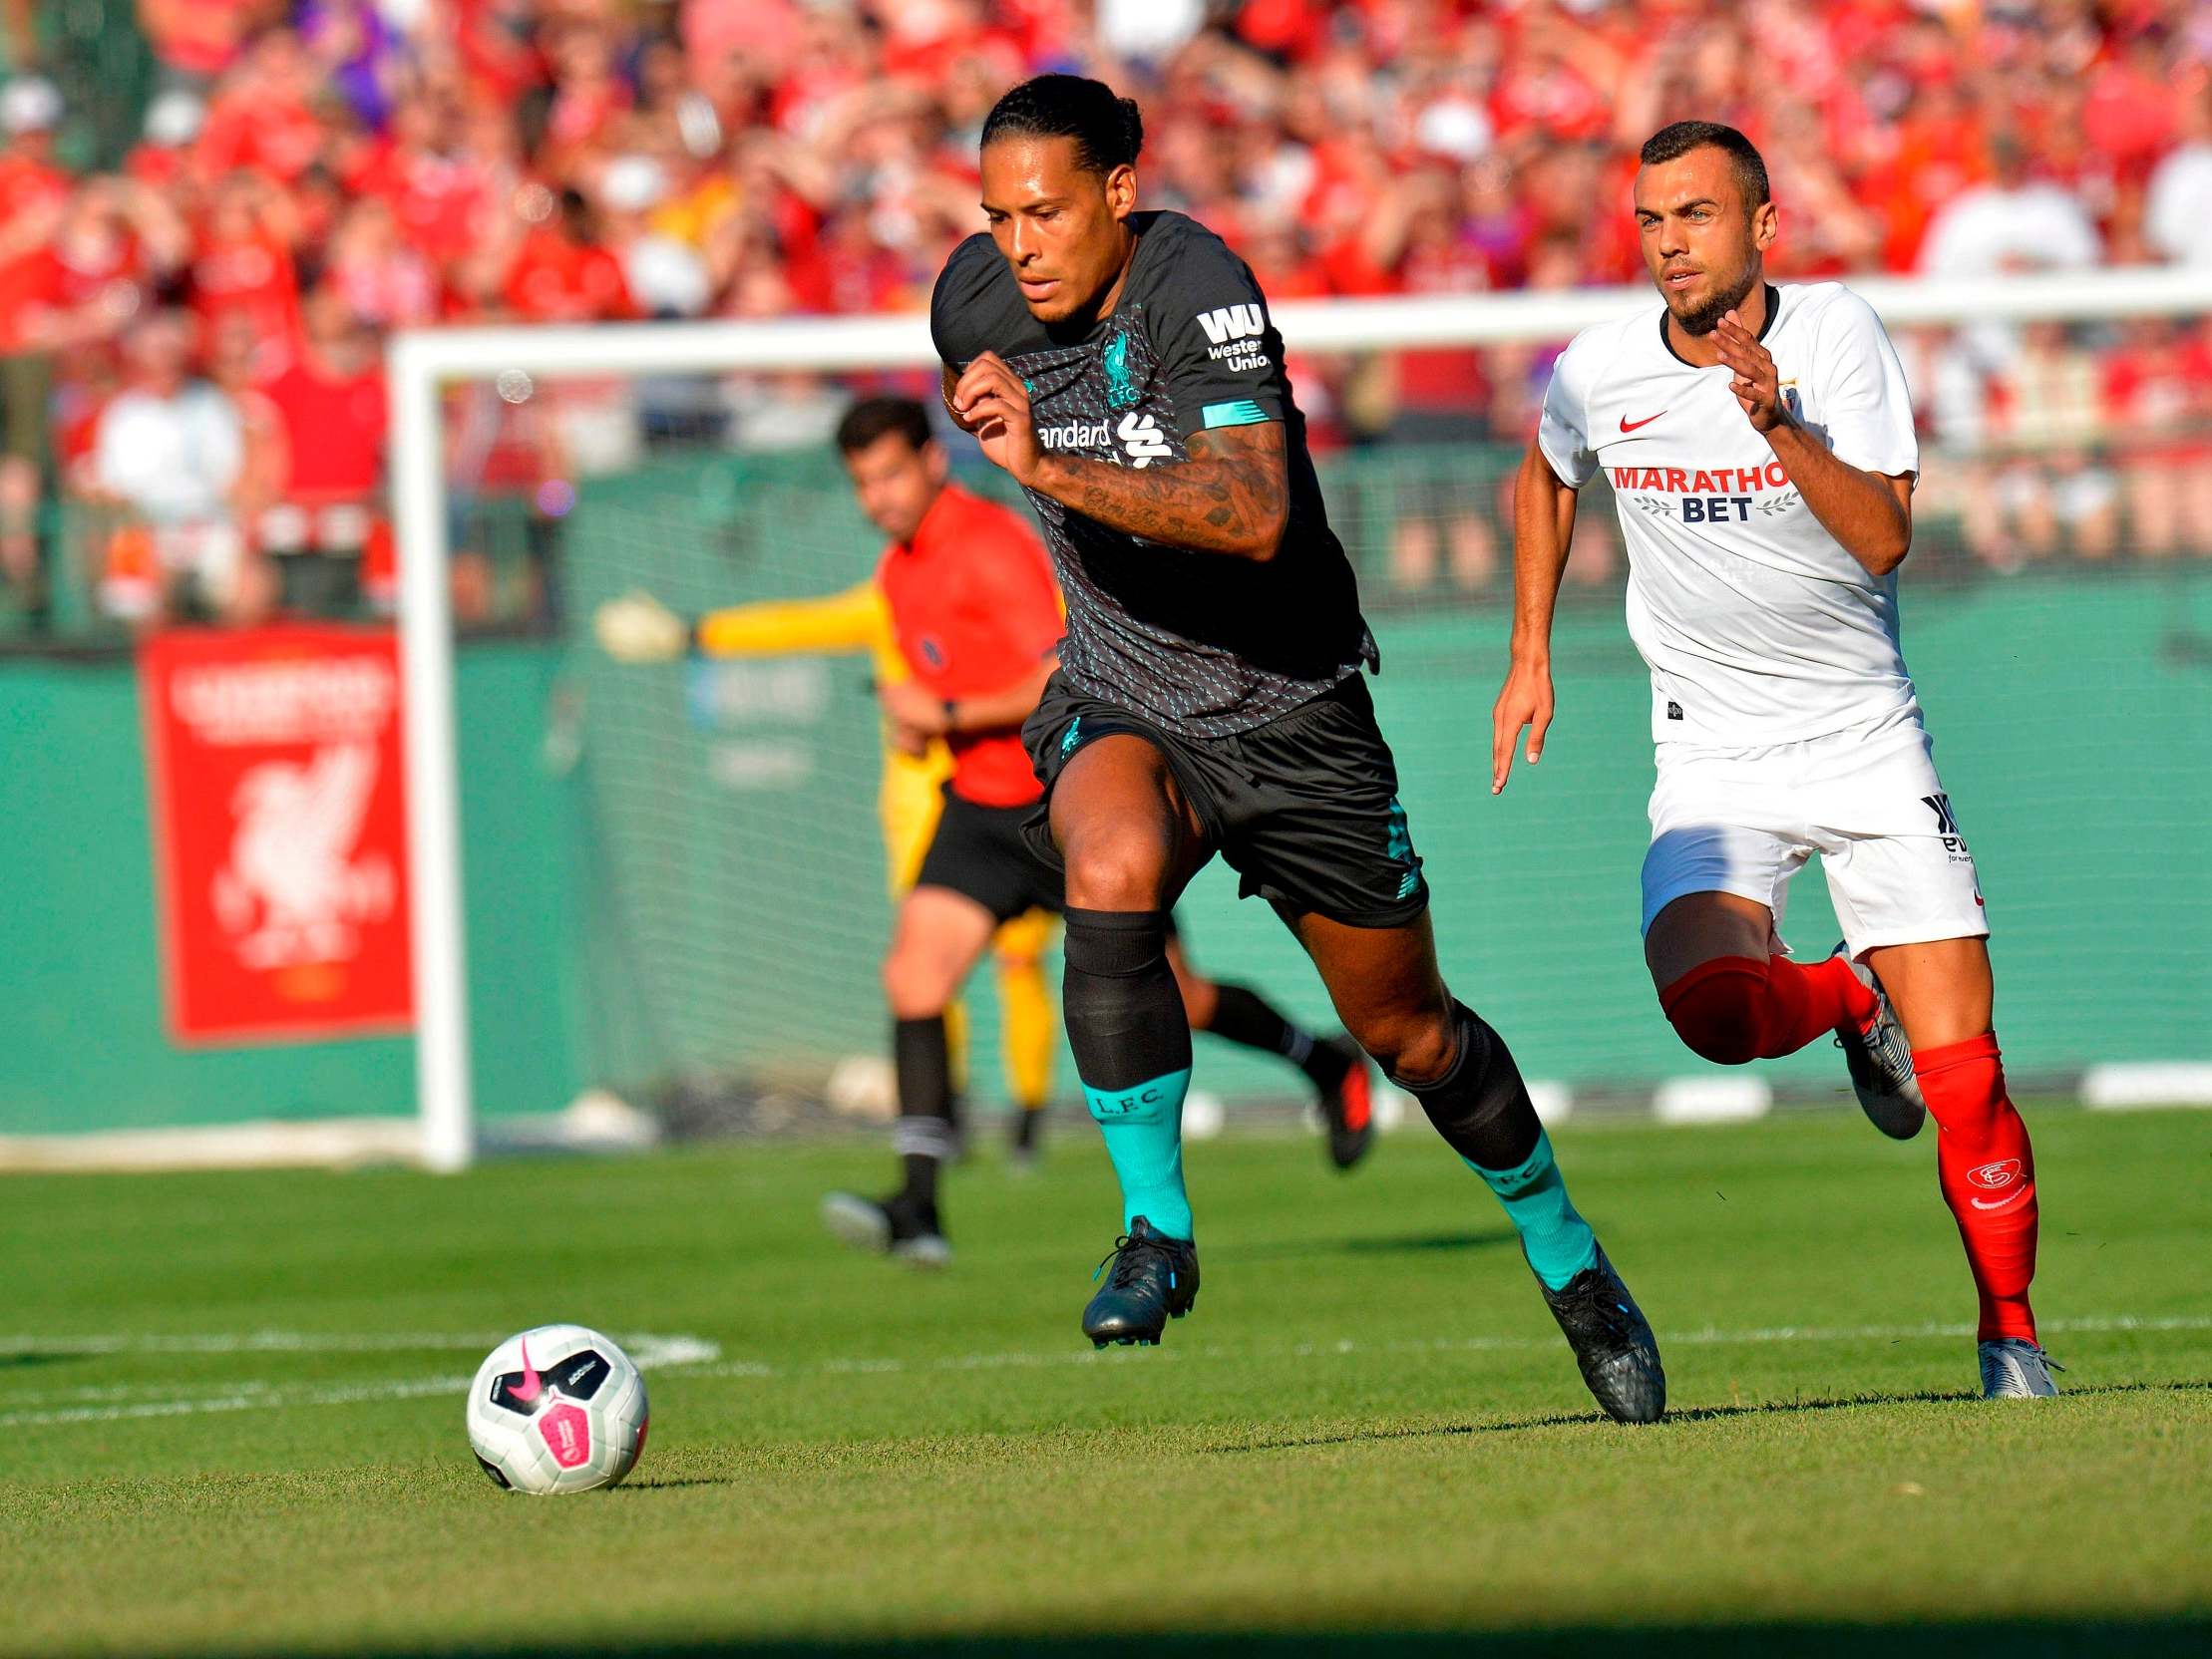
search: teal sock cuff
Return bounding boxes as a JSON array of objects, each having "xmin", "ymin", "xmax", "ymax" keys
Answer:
[
  {"xmin": 1466, "ymin": 1129, "xmax": 1558, "ymax": 1195},
  {"xmin": 1086, "ymin": 1067, "xmax": 1193, "ymax": 1240},
  {"xmin": 1468, "ymin": 1130, "xmax": 1598, "ymax": 1291},
  {"xmin": 1084, "ymin": 1069, "xmax": 1191, "ymax": 1125}
]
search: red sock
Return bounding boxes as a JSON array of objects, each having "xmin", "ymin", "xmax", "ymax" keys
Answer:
[
  {"xmin": 1660, "ymin": 954, "xmax": 1875, "ymax": 1065},
  {"xmin": 1659, "ymin": 956, "xmax": 1769, "ymax": 1064},
  {"xmin": 1757, "ymin": 954, "xmax": 1876, "ymax": 1057},
  {"xmin": 1915, "ymin": 1032, "xmax": 2038, "ymax": 1343}
]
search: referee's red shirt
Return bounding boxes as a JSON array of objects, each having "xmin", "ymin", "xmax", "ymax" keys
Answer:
[{"xmin": 876, "ymin": 483, "xmax": 1063, "ymax": 808}]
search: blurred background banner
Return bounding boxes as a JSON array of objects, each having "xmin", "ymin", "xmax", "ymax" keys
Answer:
[{"xmin": 140, "ymin": 622, "xmax": 413, "ymax": 1045}]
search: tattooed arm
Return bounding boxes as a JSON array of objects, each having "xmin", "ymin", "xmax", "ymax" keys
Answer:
[
  {"xmin": 1035, "ymin": 425, "xmax": 1289, "ymax": 560},
  {"xmin": 948, "ymin": 351, "xmax": 1290, "ymax": 560}
]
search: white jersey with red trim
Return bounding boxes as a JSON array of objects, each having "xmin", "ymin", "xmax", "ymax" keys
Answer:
[{"xmin": 1538, "ymin": 280, "xmax": 1922, "ymax": 745}]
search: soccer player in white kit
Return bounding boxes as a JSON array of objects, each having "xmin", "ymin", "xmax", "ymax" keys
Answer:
[{"xmin": 1493, "ymin": 122, "xmax": 2056, "ymax": 1400}]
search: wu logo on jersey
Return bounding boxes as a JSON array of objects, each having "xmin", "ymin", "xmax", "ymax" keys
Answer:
[
  {"xmin": 1117, "ymin": 412, "xmax": 1173, "ymax": 469},
  {"xmin": 1924, "ymin": 793, "xmax": 1967, "ymax": 853},
  {"xmin": 1197, "ymin": 303, "xmax": 1272, "ymax": 372},
  {"xmin": 1197, "ymin": 304, "xmax": 1265, "ymax": 345}
]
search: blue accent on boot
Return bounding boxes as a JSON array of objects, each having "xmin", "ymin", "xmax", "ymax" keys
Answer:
[
  {"xmin": 1085, "ymin": 1067, "xmax": 1194, "ymax": 1241},
  {"xmin": 1468, "ymin": 1130, "xmax": 1598, "ymax": 1291}
]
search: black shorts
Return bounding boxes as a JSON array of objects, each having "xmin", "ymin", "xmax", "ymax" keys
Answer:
[
  {"xmin": 1019, "ymin": 670, "xmax": 1429, "ymax": 930},
  {"xmin": 912, "ymin": 785, "xmax": 1066, "ymax": 922}
]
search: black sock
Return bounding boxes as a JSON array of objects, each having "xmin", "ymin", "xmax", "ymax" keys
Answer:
[
  {"xmin": 1203, "ymin": 982, "xmax": 1346, "ymax": 1088},
  {"xmin": 1061, "ymin": 909, "xmax": 1192, "ymax": 1092},
  {"xmin": 1393, "ymin": 1001, "xmax": 1541, "ymax": 1170},
  {"xmin": 1012, "ymin": 1105, "xmax": 1042, "ymax": 1151},
  {"xmin": 892, "ymin": 1015, "xmax": 954, "ymax": 1207}
]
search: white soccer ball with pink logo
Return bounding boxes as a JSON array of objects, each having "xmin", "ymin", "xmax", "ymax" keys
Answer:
[{"xmin": 465, "ymin": 1324, "xmax": 648, "ymax": 1494}]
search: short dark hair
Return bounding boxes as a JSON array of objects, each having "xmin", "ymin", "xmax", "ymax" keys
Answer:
[
  {"xmin": 835, "ymin": 396, "xmax": 932, "ymax": 457},
  {"xmin": 980, "ymin": 74, "xmax": 1143, "ymax": 174},
  {"xmin": 1639, "ymin": 121, "xmax": 1770, "ymax": 208}
]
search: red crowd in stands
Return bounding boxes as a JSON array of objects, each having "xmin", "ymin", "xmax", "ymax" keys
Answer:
[{"xmin": 1, "ymin": 0, "xmax": 2208, "ymax": 627}]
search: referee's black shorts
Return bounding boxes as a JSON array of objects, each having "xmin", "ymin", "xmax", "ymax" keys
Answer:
[
  {"xmin": 912, "ymin": 785, "xmax": 1066, "ymax": 922},
  {"xmin": 1019, "ymin": 669, "xmax": 1429, "ymax": 931}
]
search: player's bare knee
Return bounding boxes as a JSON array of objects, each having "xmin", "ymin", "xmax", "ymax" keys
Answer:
[
  {"xmin": 1360, "ymin": 1009, "xmax": 1456, "ymax": 1087},
  {"xmin": 1062, "ymin": 835, "xmax": 1172, "ymax": 912},
  {"xmin": 882, "ymin": 948, "xmax": 953, "ymax": 1020}
]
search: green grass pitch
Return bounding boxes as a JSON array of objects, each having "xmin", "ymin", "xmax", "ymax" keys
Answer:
[{"xmin": 3, "ymin": 1105, "xmax": 2207, "ymax": 1657}]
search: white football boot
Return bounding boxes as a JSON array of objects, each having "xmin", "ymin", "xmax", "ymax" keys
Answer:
[
  {"xmin": 1979, "ymin": 1337, "xmax": 2062, "ymax": 1398},
  {"xmin": 1830, "ymin": 943, "xmax": 1927, "ymax": 1140}
]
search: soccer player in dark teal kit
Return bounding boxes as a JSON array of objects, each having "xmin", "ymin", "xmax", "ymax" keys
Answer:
[{"xmin": 932, "ymin": 75, "xmax": 1666, "ymax": 1422}]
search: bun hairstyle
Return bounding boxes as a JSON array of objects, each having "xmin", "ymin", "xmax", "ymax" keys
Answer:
[{"xmin": 980, "ymin": 74, "xmax": 1144, "ymax": 174}]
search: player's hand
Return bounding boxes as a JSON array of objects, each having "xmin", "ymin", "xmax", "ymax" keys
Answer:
[
  {"xmin": 594, "ymin": 590, "xmax": 689, "ymax": 663},
  {"xmin": 950, "ymin": 352, "xmax": 1044, "ymax": 485},
  {"xmin": 1490, "ymin": 658, "xmax": 1555, "ymax": 794},
  {"xmin": 878, "ymin": 678, "xmax": 950, "ymax": 740},
  {"xmin": 1713, "ymin": 309, "xmax": 1785, "ymax": 433}
]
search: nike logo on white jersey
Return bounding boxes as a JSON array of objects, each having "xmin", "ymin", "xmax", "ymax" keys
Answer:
[{"xmin": 1620, "ymin": 410, "xmax": 1665, "ymax": 432}]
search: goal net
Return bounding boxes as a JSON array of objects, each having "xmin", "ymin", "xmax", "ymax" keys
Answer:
[{"xmin": 393, "ymin": 270, "xmax": 2212, "ymax": 1166}]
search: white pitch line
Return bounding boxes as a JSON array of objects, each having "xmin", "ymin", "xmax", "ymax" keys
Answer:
[
  {"xmin": 2, "ymin": 1375, "xmax": 470, "ymax": 1428},
  {"xmin": 2, "ymin": 1332, "xmax": 510, "ymax": 1355},
  {"xmin": 7, "ymin": 1315, "xmax": 2204, "ymax": 1430},
  {"xmin": 0, "ymin": 1331, "xmax": 720, "ymax": 1368},
  {"xmin": 0, "ymin": 1332, "xmax": 721, "ymax": 1423}
]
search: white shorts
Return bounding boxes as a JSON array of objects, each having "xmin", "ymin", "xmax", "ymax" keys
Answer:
[{"xmin": 1640, "ymin": 706, "xmax": 1990, "ymax": 960}]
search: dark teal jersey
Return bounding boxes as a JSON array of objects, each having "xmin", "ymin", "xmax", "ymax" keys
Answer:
[{"xmin": 930, "ymin": 210, "xmax": 1374, "ymax": 737}]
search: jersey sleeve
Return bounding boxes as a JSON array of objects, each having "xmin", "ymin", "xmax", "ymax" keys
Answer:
[
  {"xmin": 1813, "ymin": 289, "xmax": 1920, "ymax": 480},
  {"xmin": 928, "ymin": 235, "xmax": 999, "ymax": 371},
  {"xmin": 1145, "ymin": 225, "xmax": 1289, "ymax": 439},
  {"xmin": 1536, "ymin": 333, "xmax": 1602, "ymax": 489}
]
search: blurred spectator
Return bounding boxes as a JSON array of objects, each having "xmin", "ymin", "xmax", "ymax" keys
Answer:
[
  {"xmin": 259, "ymin": 284, "xmax": 388, "ymax": 611},
  {"xmin": 595, "ymin": 155, "xmax": 713, "ymax": 319},
  {"xmin": 2103, "ymin": 318, "xmax": 2212, "ymax": 559},
  {"xmin": 0, "ymin": 76, "xmax": 74, "ymax": 616},
  {"xmin": 1919, "ymin": 132, "xmax": 2101, "ymax": 280},
  {"xmin": 137, "ymin": 0, "xmax": 286, "ymax": 87},
  {"xmin": 322, "ymin": 195, "xmax": 439, "ymax": 329},
  {"xmin": 85, "ymin": 310, "xmax": 254, "ymax": 624},
  {"xmin": 1960, "ymin": 320, "xmax": 2119, "ymax": 570},
  {"xmin": 1100, "ymin": 0, "xmax": 1208, "ymax": 72},
  {"xmin": 299, "ymin": 0, "xmax": 408, "ymax": 132},
  {"xmin": 195, "ymin": 27, "xmax": 329, "ymax": 184},
  {"xmin": 129, "ymin": 90, "xmax": 209, "ymax": 193},
  {"xmin": 504, "ymin": 186, "xmax": 636, "ymax": 323},
  {"xmin": 2145, "ymin": 89, "xmax": 2212, "ymax": 268},
  {"xmin": 188, "ymin": 171, "xmax": 303, "ymax": 379}
]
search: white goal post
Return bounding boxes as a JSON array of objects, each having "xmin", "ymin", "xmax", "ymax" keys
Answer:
[{"xmin": 390, "ymin": 264, "xmax": 2209, "ymax": 1170}]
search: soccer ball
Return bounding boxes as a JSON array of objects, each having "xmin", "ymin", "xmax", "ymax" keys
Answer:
[{"xmin": 465, "ymin": 1324, "xmax": 648, "ymax": 1493}]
